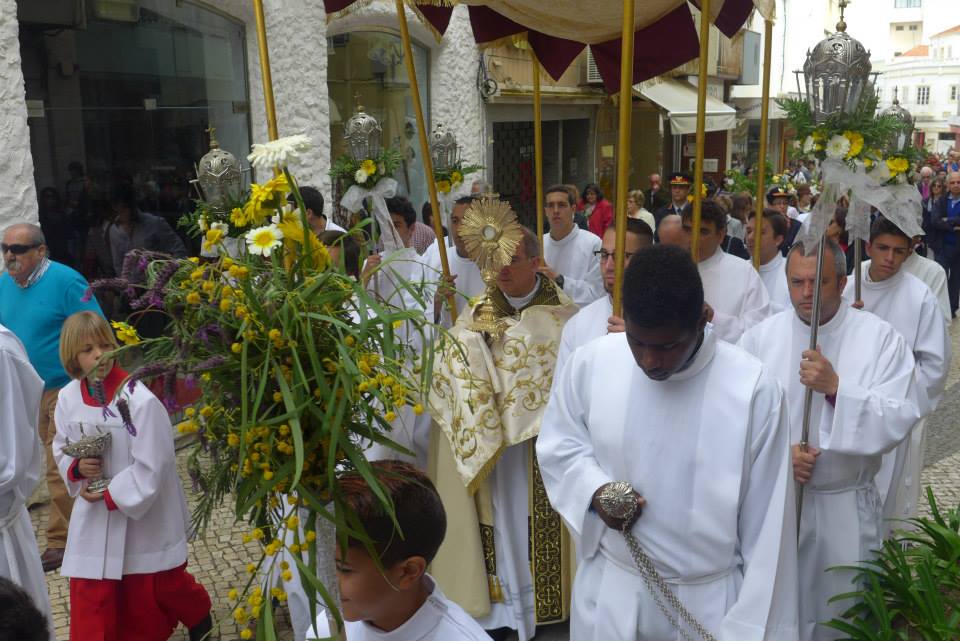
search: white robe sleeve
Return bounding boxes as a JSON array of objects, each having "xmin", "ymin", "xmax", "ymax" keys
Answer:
[
  {"xmin": 822, "ymin": 329, "xmax": 921, "ymax": 456},
  {"xmin": 720, "ymin": 376, "xmax": 799, "ymax": 641},
  {"xmin": 912, "ymin": 294, "xmax": 951, "ymax": 416},
  {"xmin": 106, "ymin": 391, "xmax": 177, "ymax": 521},
  {"xmin": 0, "ymin": 345, "xmax": 44, "ymax": 517},
  {"xmin": 537, "ymin": 353, "xmax": 614, "ymax": 539},
  {"xmin": 560, "ymin": 254, "xmax": 604, "ymax": 308},
  {"xmin": 53, "ymin": 393, "xmax": 85, "ymax": 498},
  {"xmin": 711, "ymin": 268, "xmax": 771, "ymax": 343}
]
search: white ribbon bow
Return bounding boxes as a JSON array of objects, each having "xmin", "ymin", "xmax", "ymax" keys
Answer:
[
  {"xmin": 800, "ymin": 158, "xmax": 924, "ymax": 251},
  {"xmin": 341, "ymin": 177, "xmax": 402, "ymax": 252}
]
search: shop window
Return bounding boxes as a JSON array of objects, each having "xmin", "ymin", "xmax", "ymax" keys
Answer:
[
  {"xmin": 20, "ymin": 0, "xmax": 250, "ymax": 267},
  {"xmin": 327, "ymin": 31, "xmax": 431, "ymax": 216}
]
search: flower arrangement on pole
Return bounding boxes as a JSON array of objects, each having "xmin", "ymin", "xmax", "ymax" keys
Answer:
[
  {"xmin": 87, "ymin": 133, "xmax": 435, "ymax": 639},
  {"xmin": 331, "ymin": 104, "xmax": 405, "ymax": 251}
]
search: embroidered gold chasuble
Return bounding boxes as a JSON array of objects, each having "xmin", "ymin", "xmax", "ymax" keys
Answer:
[{"xmin": 428, "ymin": 279, "xmax": 577, "ymax": 625}]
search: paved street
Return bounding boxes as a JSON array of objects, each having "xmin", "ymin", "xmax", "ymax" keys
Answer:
[{"xmin": 29, "ymin": 319, "xmax": 960, "ymax": 640}]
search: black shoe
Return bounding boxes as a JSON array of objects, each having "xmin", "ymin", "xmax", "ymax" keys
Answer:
[
  {"xmin": 40, "ymin": 548, "xmax": 64, "ymax": 573},
  {"xmin": 485, "ymin": 627, "xmax": 514, "ymax": 641},
  {"xmin": 189, "ymin": 614, "xmax": 214, "ymax": 641}
]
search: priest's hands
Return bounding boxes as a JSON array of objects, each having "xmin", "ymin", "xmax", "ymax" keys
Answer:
[
  {"xmin": 792, "ymin": 444, "xmax": 821, "ymax": 484},
  {"xmin": 360, "ymin": 254, "xmax": 381, "ymax": 285},
  {"xmin": 538, "ymin": 265, "xmax": 560, "ymax": 281},
  {"xmin": 434, "ymin": 273, "xmax": 458, "ymax": 320},
  {"xmin": 77, "ymin": 457, "xmax": 102, "ymax": 479},
  {"xmin": 591, "ymin": 484, "xmax": 645, "ymax": 531},
  {"xmin": 799, "ymin": 346, "xmax": 839, "ymax": 396},
  {"xmin": 607, "ymin": 315, "xmax": 625, "ymax": 334}
]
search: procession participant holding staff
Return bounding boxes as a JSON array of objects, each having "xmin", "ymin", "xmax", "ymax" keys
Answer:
[{"xmin": 739, "ymin": 239, "xmax": 921, "ymax": 641}]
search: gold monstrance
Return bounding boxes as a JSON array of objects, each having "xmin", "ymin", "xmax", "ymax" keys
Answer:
[{"xmin": 459, "ymin": 197, "xmax": 524, "ymax": 340}]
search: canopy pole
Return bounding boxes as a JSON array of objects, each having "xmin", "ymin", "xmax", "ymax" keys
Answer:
[
  {"xmin": 753, "ymin": 18, "xmax": 773, "ymax": 270},
  {"xmin": 533, "ymin": 52, "xmax": 545, "ymax": 258},
  {"xmin": 690, "ymin": 0, "xmax": 712, "ymax": 261},
  {"xmin": 394, "ymin": 0, "xmax": 457, "ymax": 322},
  {"xmin": 252, "ymin": 0, "xmax": 279, "ymax": 141},
  {"xmin": 611, "ymin": 0, "xmax": 636, "ymax": 317},
  {"xmin": 797, "ymin": 234, "xmax": 828, "ymax": 533},
  {"xmin": 854, "ymin": 239, "xmax": 862, "ymax": 303}
]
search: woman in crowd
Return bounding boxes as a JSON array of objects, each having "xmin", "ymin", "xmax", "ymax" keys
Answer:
[
  {"xmin": 580, "ymin": 183, "xmax": 614, "ymax": 237},
  {"xmin": 625, "ymin": 189, "xmax": 656, "ymax": 232}
]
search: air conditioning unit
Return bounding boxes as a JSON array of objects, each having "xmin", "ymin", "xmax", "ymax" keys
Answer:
[{"xmin": 584, "ymin": 48, "xmax": 603, "ymax": 85}]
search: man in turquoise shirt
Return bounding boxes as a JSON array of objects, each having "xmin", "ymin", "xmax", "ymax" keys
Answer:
[{"xmin": 0, "ymin": 223, "xmax": 102, "ymax": 572}]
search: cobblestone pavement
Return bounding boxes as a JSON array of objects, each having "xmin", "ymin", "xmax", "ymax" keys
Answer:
[{"xmin": 29, "ymin": 321, "xmax": 960, "ymax": 640}]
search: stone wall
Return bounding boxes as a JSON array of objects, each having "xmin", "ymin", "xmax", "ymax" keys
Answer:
[{"xmin": 0, "ymin": 0, "xmax": 37, "ymax": 229}]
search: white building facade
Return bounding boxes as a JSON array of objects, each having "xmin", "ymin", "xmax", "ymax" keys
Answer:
[{"xmin": 2, "ymin": 0, "xmax": 487, "ymax": 240}]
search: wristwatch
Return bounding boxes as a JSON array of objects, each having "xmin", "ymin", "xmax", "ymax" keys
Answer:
[
  {"xmin": 596, "ymin": 481, "xmax": 638, "ymax": 521},
  {"xmin": 555, "ymin": 274, "xmax": 565, "ymax": 289}
]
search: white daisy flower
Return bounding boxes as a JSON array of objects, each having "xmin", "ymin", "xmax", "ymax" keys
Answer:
[
  {"xmin": 247, "ymin": 134, "xmax": 312, "ymax": 170},
  {"xmin": 354, "ymin": 169, "xmax": 369, "ymax": 185},
  {"xmin": 825, "ymin": 134, "xmax": 851, "ymax": 160},
  {"xmin": 802, "ymin": 135, "xmax": 816, "ymax": 154},
  {"xmin": 245, "ymin": 224, "xmax": 284, "ymax": 257}
]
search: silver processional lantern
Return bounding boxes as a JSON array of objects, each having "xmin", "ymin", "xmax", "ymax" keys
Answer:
[
  {"xmin": 794, "ymin": 2, "xmax": 874, "ymax": 123},
  {"xmin": 195, "ymin": 126, "xmax": 242, "ymax": 213},
  {"xmin": 429, "ymin": 123, "xmax": 460, "ymax": 172},
  {"xmin": 343, "ymin": 100, "xmax": 382, "ymax": 162},
  {"xmin": 880, "ymin": 98, "xmax": 915, "ymax": 150}
]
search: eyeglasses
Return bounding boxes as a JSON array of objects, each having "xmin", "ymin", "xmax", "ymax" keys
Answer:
[
  {"xmin": 594, "ymin": 250, "xmax": 636, "ymax": 262},
  {"xmin": 1, "ymin": 243, "xmax": 39, "ymax": 255}
]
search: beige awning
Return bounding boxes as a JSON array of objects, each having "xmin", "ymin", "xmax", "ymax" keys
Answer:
[{"xmin": 635, "ymin": 78, "xmax": 737, "ymax": 135}]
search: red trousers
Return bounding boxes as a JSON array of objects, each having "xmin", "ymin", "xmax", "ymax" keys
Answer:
[{"xmin": 69, "ymin": 564, "xmax": 211, "ymax": 641}]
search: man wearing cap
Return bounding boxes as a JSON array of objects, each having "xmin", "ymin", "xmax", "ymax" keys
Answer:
[
  {"xmin": 654, "ymin": 172, "xmax": 693, "ymax": 230},
  {"xmin": 767, "ymin": 188, "xmax": 803, "ymax": 256}
]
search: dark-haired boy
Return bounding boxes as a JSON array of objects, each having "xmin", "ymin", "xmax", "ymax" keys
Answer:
[
  {"xmin": 328, "ymin": 460, "xmax": 489, "ymax": 641},
  {"xmin": 539, "ymin": 245, "xmax": 798, "ymax": 641},
  {"xmin": 843, "ymin": 217, "xmax": 949, "ymax": 536},
  {"xmin": 0, "ymin": 576, "xmax": 49, "ymax": 641},
  {"xmin": 745, "ymin": 209, "xmax": 791, "ymax": 312},
  {"xmin": 681, "ymin": 201, "xmax": 770, "ymax": 342}
]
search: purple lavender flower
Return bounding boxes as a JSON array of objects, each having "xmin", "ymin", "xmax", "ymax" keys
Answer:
[
  {"xmin": 92, "ymin": 379, "xmax": 117, "ymax": 420},
  {"xmin": 116, "ymin": 397, "xmax": 137, "ymax": 436},
  {"xmin": 162, "ymin": 372, "xmax": 180, "ymax": 412},
  {"xmin": 128, "ymin": 361, "xmax": 174, "ymax": 386},
  {"xmin": 194, "ymin": 355, "xmax": 226, "ymax": 371},
  {"xmin": 121, "ymin": 252, "xmax": 138, "ymax": 281}
]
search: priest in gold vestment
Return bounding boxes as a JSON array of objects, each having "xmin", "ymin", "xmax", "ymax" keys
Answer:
[{"xmin": 428, "ymin": 226, "xmax": 578, "ymax": 641}]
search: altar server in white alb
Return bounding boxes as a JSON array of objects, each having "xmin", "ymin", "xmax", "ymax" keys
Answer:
[
  {"xmin": 863, "ymin": 242, "xmax": 951, "ymax": 323},
  {"xmin": 745, "ymin": 208, "xmax": 792, "ymax": 312},
  {"xmin": 541, "ymin": 184, "xmax": 605, "ymax": 308},
  {"xmin": 0, "ymin": 323, "xmax": 54, "ymax": 640},
  {"xmin": 539, "ymin": 245, "xmax": 799, "ymax": 641},
  {"xmin": 739, "ymin": 240, "xmax": 921, "ymax": 641},
  {"xmin": 556, "ymin": 217, "xmax": 653, "ymax": 372},
  {"xmin": 361, "ymin": 195, "xmax": 434, "ymax": 467},
  {"xmin": 423, "ymin": 195, "xmax": 485, "ymax": 328},
  {"xmin": 681, "ymin": 200, "xmax": 770, "ymax": 342},
  {"xmin": 53, "ymin": 311, "xmax": 213, "ymax": 641},
  {"xmin": 843, "ymin": 217, "xmax": 950, "ymax": 535}
]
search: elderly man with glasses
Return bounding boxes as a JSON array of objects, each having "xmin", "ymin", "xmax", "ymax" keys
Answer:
[{"xmin": 0, "ymin": 223, "xmax": 103, "ymax": 573}]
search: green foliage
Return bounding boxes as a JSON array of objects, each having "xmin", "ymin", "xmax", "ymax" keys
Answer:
[
  {"xmin": 826, "ymin": 488, "xmax": 960, "ymax": 640},
  {"xmin": 329, "ymin": 148, "xmax": 403, "ymax": 190}
]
